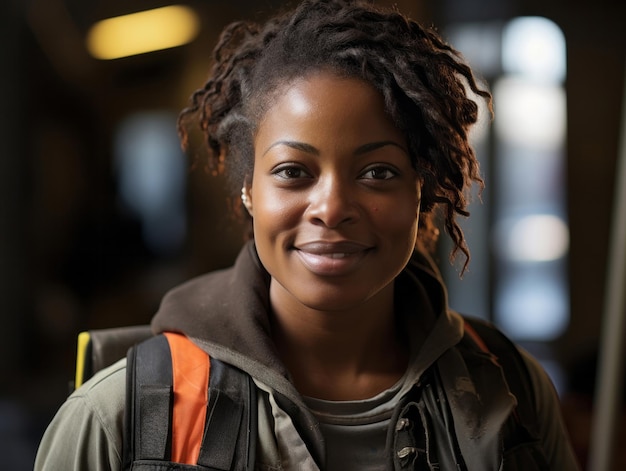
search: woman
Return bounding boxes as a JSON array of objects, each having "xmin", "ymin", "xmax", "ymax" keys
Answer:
[{"xmin": 35, "ymin": 0, "xmax": 579, "ymax": 469}]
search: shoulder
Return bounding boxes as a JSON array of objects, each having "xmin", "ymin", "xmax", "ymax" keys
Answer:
[
  {"xmin": 35, "ymin": 359, "xmax": 126, "ymax": 471},
  {"xmin": 517, "ymin": 349, "xmax": 580, "ymax": 468},
  {"xmin": 461, "ymin": 316, "xmax": 554, "ymax": 419},
  {"xmin": 517, "ymin": 348, "xmax": 559, "ymax": 403},
  {"xmin": 76, "ymin": 356, "xmax": 127, "ymax": 400},
  {"xmin": 460, "ymin": 316, "xmax": 580, "ymax": 469},
  {"xmin": 69, "ymin": 357, "xmax": 127, "ymax": 442},
  {"xmin": 461, "ymin": 316, "xmax": 557, "ymax": 408}
]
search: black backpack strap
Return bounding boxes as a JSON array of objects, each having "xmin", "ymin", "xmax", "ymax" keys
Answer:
[
  {"xmin": 123, "ymin": 334, "xmax": 173, "ymax": 468},
  {"xmin": 198, "ymin": 357, "xmax": 258, "ymax": 471},
  {"xmin": 123, "ymin": 333, "xmax": 256, "ymax": 470}
]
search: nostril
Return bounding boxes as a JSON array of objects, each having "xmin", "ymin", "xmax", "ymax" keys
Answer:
[{"xmin": 305, "ymin": 179, "xmax": 361, "ymax": 228}]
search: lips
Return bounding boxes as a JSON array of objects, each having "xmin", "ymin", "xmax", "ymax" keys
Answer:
[{"xmin": 293, "ymin": 240, "xmax": 372, "ymax": 276}]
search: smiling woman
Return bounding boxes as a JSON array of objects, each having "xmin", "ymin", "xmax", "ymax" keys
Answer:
[
  {"xmin": 249, "ymin": 74, "xmax": 421, "ymax": 401},
  {"xmin": 250, "ymin": 73, "xmax": 420, "ymax": 318},
  {"xmin": 35, "ymin": 1, "xmax": 580, "ymax": 470}
]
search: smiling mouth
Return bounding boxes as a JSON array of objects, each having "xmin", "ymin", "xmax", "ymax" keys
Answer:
[
  {"xmin": 295, "ymin": 240, "xmax": 372, "ymax": 253},
  {"xmin": 293, "ymin": 241, "xmax": 372, "ymax": 275},
  {"xmin": 325, "ymin": 252, "xmax": 350, "ymax": 259}
]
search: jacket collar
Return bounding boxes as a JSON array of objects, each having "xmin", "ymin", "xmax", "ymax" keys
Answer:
[{"xmin": 152, "ymin": 241, "xmax": 452, "ymax": 377}]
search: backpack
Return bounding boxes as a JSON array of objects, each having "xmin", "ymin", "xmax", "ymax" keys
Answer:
[
  {"xmin": 74, "ymin": 316, "xmax": 540, "ymax": 470},
  {"xmin": 74, "ymin": 327, "xmax": 256, "ymax": 470},
  {"xmin": 123, "ymin": 332, "xmax": 256, "ymax": 470}
]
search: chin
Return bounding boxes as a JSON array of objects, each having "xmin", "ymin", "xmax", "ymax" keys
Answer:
[{"xmin": 295, "ymin": 279, "xmax": 391, "ymax": 313}]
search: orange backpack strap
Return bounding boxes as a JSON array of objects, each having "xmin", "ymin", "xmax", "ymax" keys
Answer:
[
  {"xmin": 123, "ymin": 333, "xmax": 257, "ymax": 471},
  {"xmin": 163, "ymin": 332, "xmax": 210, "ymax": 464}
]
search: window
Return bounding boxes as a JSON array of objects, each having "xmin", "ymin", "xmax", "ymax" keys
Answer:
[{"xmin": 443, "ymin": 17, "xmax": 569, "ymax": 388}]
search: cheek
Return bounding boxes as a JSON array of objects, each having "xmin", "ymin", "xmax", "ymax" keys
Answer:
[
  {"xmin": 251, "ymin": 188, "xmax": 304, "ymax": 237},
  {"xmin": 372, "ymin": 197, "xmax": 419, "ymax": 230},
  {"xmin": 380, "ymin": 201, "xmax": 420, "ymax": 251}
]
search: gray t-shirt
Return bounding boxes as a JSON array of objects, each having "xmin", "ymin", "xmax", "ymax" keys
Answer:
[{"xmin": 303, "ymin": 374, "xmax": 406, "ymax": 470}]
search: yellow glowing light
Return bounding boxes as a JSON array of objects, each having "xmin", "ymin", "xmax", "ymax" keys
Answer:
[{"xmin": 86, "ymin": 5, "xmax": 200, "ymax": 60}]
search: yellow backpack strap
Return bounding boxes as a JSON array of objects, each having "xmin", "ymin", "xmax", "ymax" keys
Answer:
[{"xmin": 74, "ymin": 331, "xmax": 92, "ymax": 389}]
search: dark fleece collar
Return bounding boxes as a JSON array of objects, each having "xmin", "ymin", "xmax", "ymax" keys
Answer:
[{"xmin": 151, "ymin": 240, "xmax": 449, "ymax": 378}]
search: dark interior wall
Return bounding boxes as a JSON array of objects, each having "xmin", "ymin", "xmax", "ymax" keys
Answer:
[{"xmin": 0, "ymin": 1, "xmax": 26, "ymax": 387}]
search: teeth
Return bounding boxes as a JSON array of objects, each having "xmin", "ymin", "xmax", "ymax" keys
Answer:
[{"xmin": 329, "ymin": 253, "xmax": 348, "ymax": 259}]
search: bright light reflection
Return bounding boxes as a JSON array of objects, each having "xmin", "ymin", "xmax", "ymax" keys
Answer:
[
  {"xmin": 502, "ymin": 16, "xmax": 566, "ymax": 83},
  {"xmin": 496, "ymin": 275, "xmax": 569, "ymax": 340},
  {"xmin": 494, "ymin": 77, "xmax": 566, "ymax": 150},
  {"xmin": 86, "ymin": 5, "xmax": 200, "ymax": 60},
  {"xmin": 496, "ymin": 215, "xmax": 569, "ymax": 262}
]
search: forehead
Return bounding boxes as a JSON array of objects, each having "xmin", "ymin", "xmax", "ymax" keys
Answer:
[
  {"xmin": 251, "ymin": 69, "xmax": 379, "ymax": 118},
  {"xmin": 257, "ymin": 72, "xmax": 394, "ymax": 131},
  {"xmin": 252, "ymin": 71, "xmax": 408, "ymax": 160}
]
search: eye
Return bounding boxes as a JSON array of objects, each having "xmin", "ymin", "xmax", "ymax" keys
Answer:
[
  {"xmin": 360, "ymin": 166, "xmax": 398, "ymax": 181},
  {"xmin": 272, "ymin": 164, "xmax": 312, "ymax": 180}
]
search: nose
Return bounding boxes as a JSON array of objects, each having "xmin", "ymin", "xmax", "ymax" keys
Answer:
[{"xmin": 305, "ymin": 175, "xmax": 360, "ymax": 228}]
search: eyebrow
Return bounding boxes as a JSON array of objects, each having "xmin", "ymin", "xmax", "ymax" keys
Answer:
[
  {"xmin": 262, "ymin": 140, "xmax": 407, "ymax": 156},
  {"xmin": 354, "ymin": 141, "xmax": 407, "ymax": 155},
  {"xmin": 262, "ymin": 141, "xmax": 319, "ymax": 156}
]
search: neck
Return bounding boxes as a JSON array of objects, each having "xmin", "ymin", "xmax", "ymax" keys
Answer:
[{"xmin": 270, "ymin": 280, "xmax": 409, "ymax": 400}]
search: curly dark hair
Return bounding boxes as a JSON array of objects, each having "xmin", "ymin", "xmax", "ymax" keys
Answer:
[{"xmin": 178, "ymin": 0, "xmax": 491, "ymax": 271}]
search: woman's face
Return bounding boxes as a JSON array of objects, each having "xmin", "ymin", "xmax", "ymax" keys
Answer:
[{"xmin": 248, "ymin": 72, "xmax": 421, "ymax": 312}]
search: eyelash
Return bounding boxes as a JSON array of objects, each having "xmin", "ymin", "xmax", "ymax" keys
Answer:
[
  {"xmin": 270, "ymin": 163, "xmax": 399, "ymax": 182},
  {"xmin": 359, "ymin": 166, "xmax": 399, "ymax": 180},
  {"xmin": 272, "ymin": 164, "xmax": 311, "ymax": 180}
]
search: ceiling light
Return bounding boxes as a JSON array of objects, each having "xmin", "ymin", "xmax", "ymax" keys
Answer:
[{"xmin": 86, "ymin": 5, "xmax": 200, "ymax": 60}]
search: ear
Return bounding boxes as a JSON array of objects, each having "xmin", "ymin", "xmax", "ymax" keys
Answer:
[{"xmin": 241, "ymin": 185, "xmax": 253, "ymax": 216}]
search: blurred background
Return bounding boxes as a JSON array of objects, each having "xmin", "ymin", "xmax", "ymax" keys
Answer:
[{"xmin": 0, "ymin": 0, "xmax": 624, "ymax": 469}]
